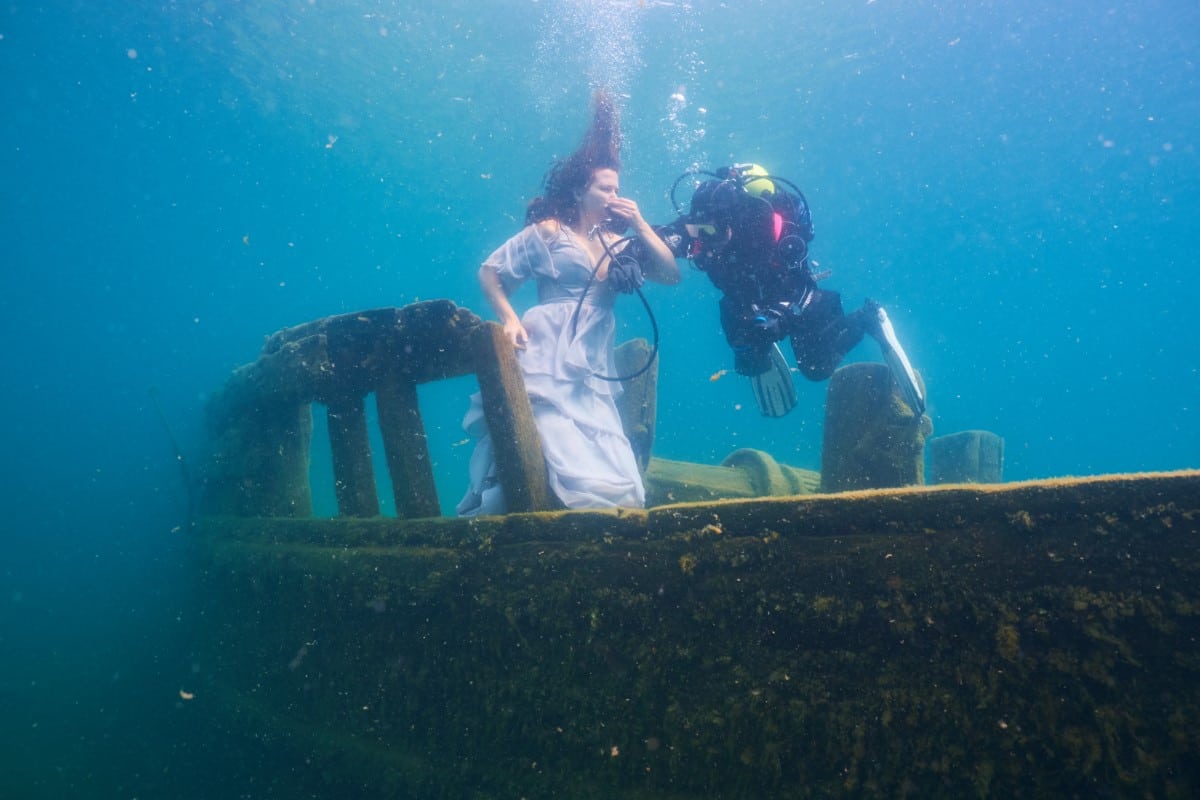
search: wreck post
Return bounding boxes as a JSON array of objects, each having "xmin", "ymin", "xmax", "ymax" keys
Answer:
[
  {"xmin": 614, "ymin": 337, "xmax": 657, "ymax": 474},
  {"xmin": 928, "ymin": 430, "xmax": 1005, "ymax": 484},
  {"xmin": 325, "ymin": 391, "xmax": 380, "ymax": 517},
  {"xmin": 470, "ymin": 322, "xmax": 555, "ymax": 513},
  {"xmin": 821, "ymin": 362, "xmax": 930, "ymax": 492},
  {"xmin": 375, "ymin": 372, "xmax": 440, "ymax": 519},
  {"xmin": 250, "ymin": 402, "xmax": 314, "ymax": 517}
]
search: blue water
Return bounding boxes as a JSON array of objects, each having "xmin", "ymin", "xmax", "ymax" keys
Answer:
[{"xmin": 1, "ymin": 1, "xmax": 1196, "ymax": 796}]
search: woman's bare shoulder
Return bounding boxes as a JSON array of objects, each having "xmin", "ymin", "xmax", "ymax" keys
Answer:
[{"xmin": 533, "ymin": 219, "xmax": 561, "ymax": 240}]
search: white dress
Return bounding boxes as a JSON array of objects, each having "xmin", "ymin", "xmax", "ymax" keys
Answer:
[{"xmin": 457, "ymin": 224, "xmax": 645, "ymax": 516}]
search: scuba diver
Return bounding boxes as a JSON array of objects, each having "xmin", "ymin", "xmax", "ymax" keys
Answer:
[{"xmin": 627, "ymin": 163, "xmax": 925, "ymax": 417}]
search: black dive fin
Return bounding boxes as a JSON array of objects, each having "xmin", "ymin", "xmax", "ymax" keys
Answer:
[{"xmin": 749, "ymin": 343, "xmax": 798, "ymax": 418}]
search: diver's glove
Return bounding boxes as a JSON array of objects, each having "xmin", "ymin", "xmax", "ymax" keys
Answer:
[
  {"xmin": 607, "ymin": 256, "xmax": 645, "ymax": 294},
  {"xmin": 750, "ymin": 303, "xmax": 789, "ymax": 342}
]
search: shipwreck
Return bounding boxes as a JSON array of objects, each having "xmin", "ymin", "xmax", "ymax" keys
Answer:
[{"xmin": 191, "ymin": 301, "xmax": 1200, "ymax": 798}]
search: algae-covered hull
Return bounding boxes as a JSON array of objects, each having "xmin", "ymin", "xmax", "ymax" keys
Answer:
[{"xmin": 193, "ymin": 471, "xmax": 1200, "ymax": 798}]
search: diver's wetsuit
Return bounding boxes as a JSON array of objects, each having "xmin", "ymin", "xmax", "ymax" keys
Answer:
[{"xmin": 638, "ymin": 178, "xmax": 869, "ymax": 381}]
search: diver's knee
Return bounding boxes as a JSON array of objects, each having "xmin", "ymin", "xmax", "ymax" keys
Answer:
[
  {"xmin": 795, "ymin": 359, "xmax": 835, "ymax": 382},
  {"xmin": 733, "ymin": 345, "xmax": 772, "ymax": 377},
  {"xmin": 789, "ymin": 334, "xmax": 840, "ymax": 381}
]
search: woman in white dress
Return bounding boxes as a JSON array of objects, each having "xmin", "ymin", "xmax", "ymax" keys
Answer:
[{"xmin": 458, "ymin": 93, "xmax": 679, "ymax": 516}]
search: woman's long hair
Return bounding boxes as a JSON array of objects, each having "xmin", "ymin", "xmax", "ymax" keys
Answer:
[{"xmin": 526, "ymin": 91, "xmax": 622, "ymax": 226}]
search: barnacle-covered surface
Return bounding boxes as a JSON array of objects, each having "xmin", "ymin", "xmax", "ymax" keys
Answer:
[{"xmin": 192, "ymin": 470, "xmax": 1200, "ymax": 798}]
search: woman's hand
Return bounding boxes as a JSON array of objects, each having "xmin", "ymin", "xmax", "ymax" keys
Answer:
[
  {"xmin": 606, "ymin": 196, "xmax": 681, "ymax": 286},
  {"xmin": 479, "ymin": 262, "xmax": 530, "ymax": 350},
  {"xmin": 503, "ymin": 318, "xmax": 530, "ymax": 350},
  {"xmin": 605, "ymin": 196, "xmax": 645, "ymax": 229}
]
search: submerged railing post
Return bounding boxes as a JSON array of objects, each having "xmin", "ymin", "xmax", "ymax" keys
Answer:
[
  {"xmin": 376, "ymin": 372, "xmax": 440, "ymax": 520},
  {"xmin": 470, "ymin": 322, "xmax": 554, "ymax": 513},
  {"xmin": 238, "ymin": 402, "xmax": 314, "ymax": 518},
  {"xmin": 614, "ymin": 337, "xmax": 657, "ymax": 474},
  {"xmin": 928, "ymin": 430, "xmax": 1005, "ymax": 484},
  {"xmin": 272, "ymin": 403, "xmax": 315, "ymax": 516},
  {"xmin": 202, "ymin": 331, "xmax": 326, "ymax": 518},
  {"xmin": 326, "ymin": 392, "xmax": 380, "ymax": 517},
  {"xmin": 821, "ymin": 362, "xmax": 930, "ymax": 492}
]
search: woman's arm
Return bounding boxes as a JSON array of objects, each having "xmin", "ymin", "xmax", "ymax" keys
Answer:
[
  {"xmin": 478, "ymin": 263, "xmax": 529, "ymax": 349},
  {"xmin": 606, "ymin": 196, "xmax": 681, "ymax": 285}
]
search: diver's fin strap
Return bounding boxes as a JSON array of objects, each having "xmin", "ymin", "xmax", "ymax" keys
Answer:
[
  {"xmin": 871, "ymin": 307, "xmax": 926, "ymax": 416},
  {"xmin": 749, "ymin": 343, "xmax": 798, "ymax": 418}
]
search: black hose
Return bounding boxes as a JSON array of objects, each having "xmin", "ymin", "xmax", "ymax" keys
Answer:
[{"xmin": 569, "ymin": 232, "xmax": 660, "ymax": 382}]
